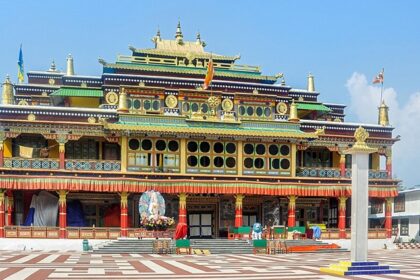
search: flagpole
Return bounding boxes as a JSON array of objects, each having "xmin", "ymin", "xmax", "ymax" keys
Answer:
[{"xmin": 380, "ymin": 68, "xmax": 384, "ymax": 105}]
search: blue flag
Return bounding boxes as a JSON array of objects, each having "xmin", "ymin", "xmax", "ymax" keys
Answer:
[{"xmin": 17, "ymin": 44, "xmax": 24, "ymax": 83}]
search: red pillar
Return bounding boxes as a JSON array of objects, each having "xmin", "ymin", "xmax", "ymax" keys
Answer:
[
  {"xmin": 6, "ymin": 190, "xmax": 13, "ymax": 226},
  {"xmin": 234, "ymin": 195, "xmax": 244, "ymax": 227},
  {"xmin": 0, "ymin": 191, "xmax": 5, "ymax": 238},
  {"xmin": 120, "ymin": 191, "xmax": 129, "ymax": 238},
  {"xmin": 385, "ymin": 198, "xmax": 393, "ymax": 238},
  {"xmin": 287, "ymin": 195, "xmax": 297, "ymax": 227},
  {"xmin": 0, "ymin": 141, "xmax": 4, "ymax": 168},
  {"xmin": 59, "ymin": 143, "xmax": 66, "ymax": 169},
  {"xmin": 340, "ymin": 153, "xmax": 346, "ymax": 177},
  {"xmin": 58, "ymin": 190, "xmax": 68, "ymax": 238},
  {"xmin": 386, "ymin": 156, "xmax": 392, "ymax": 179},
  {"xmin": 178, "ymin": 193, "xmax": 187, "ymax": 224},
  {"xmin": 338, "ymin": 196, "xmax": 347, "ymax": 238}
]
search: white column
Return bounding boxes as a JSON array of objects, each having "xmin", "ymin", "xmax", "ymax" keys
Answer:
[
  {"xmin": 346, "ymin": 126, "xmax": 377, "ymax": 263},
  {"xmin": 350, "ymin": 153, "xmax": 369, "ymax": 262}
]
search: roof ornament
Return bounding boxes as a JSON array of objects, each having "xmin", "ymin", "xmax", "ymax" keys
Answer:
[
  {"xmin": 152, "ymin": 27, "xmax": 162, "ymax": 45},
  {"xmin": 281, "ymin": 78, "xmax": 286, "ymax": 86},
  {"xmin": 288, "ymin": 99, "xmax": 299, "ymax": 123},
  {"xmin": 175, "ymin": 21, "xmax": 184, "ymax": 44},
  {"xmin": 196, "ymin": 31, "xmax": 206, "ymax": 47},
  {"xmin": 307, "ymin": 72, "xmax": 315, "ymax": 92},
  {"xmin": 66, "ymin": 54, "xmax": 74, "ymax": 76},
  {"xmin": 48, "ymin": 60, "xmax": 57, "ymax": 72},
  {"xmin": 2, "ymin": 75, "xmax": 14, "ymax": 105},
  {"xmin": 378, "ymin": 100, "xmax": 390, "ymax": 126}
]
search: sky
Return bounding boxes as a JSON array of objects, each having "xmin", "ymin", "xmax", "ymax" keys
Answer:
[{"xmin": 0, "ymin": 0, "xmax": 419, "ymax": 187}]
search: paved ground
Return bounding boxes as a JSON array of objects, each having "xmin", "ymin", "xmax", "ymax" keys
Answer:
[{"xmin": 0, "ymin": 249, "xmax": 418, "ymax": 280}]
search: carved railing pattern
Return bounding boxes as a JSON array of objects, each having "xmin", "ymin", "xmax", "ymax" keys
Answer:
[
  {"xmin": 65, "ymin": 160, "xmax": 121, "ymax": 171},
  {"xmin": 4, "ymin": 158, "xmax": 59, "ymax": 170}
]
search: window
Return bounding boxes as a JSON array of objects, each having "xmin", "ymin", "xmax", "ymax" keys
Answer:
[
  {"xmin": 13, "ymin": 135, "xmax": 48, "ymax": 158},
  {"xmin": 392, "ymin": 219, "xmax": 398, "ymax": 236},
  {"xmin": 400, "ymin": 218, "xmax": 409, "ymax": 236},
  {"xmin": 370, "ymin": 198, "xmax": 384, "ymax": 214},
  {"xmin": 394, "ymin": 194, "xmax": 405, "ymax": 213},
  {"xmin": 303, "ymin": 148, "xmax": 332, "ymax": 168},
  {"xmin": 128, "ymin": 97, "xmax": 161, "ymax": 113},
  {"xmin": 127, "ymin": 138, "xmax": 180, "ymax": 173},
  {"xmin": 186, "ymin": 140, "xmax": 237, "ymax": 174},
  {"xmin": 242, "ymin": 142, "xmax": 291, "ymax": 176},
  {"xmin": 238, "ymin": 104, "xmax": 272, "ymax": 119},
  {"xmin": 65, "ymin": 139, "xmax": 98, "ymax": 160}
]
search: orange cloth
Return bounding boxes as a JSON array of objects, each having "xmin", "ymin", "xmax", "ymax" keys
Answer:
[{"xmin": 203, "ymin": 59, "xmax": 214, "ymax": 89}]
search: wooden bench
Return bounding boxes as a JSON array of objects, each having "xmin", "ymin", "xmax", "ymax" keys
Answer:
[
  {"xmin": 153, "ymin": 240, "xmax": 172, "ymax": 254},
  {"xmin": 253, "ymin": 239, "xmax": 268, "ymax": 254},
  {"xmin": 175, "ymin": 239, "xmax": 191, "ymax": 254}
]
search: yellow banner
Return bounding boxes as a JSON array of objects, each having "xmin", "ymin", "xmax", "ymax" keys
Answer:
[{"xmin": 19, "ymin": 146, "xmax": 34, "ymax": 158}]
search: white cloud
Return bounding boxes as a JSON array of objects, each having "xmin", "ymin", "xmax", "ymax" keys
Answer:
[{"xmin": 346, "ymin": 72, "xmax": 420, "ymax": 187}]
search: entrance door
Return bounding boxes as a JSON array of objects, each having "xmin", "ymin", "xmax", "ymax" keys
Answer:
[
  {"xmin": 243, "ymin": 214, "xmax": 257, "ymax": 227},
  {"xmin": 188, "ymin": 213, "xmax": 212, "ymax": 238}
]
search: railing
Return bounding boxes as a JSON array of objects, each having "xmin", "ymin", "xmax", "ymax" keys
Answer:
[
  {"xmin": 4, "ymin": 226, "xmax": 175, "ymax": 239},
  {"xmin": 297, "ymin": 168, "xmax": 341, "ymax": 178},
  {"xmin": 3, "ymin": 158, "xmax": 59, "ymax": 170},
  {"xmin": 298, "ymin": 167, "xmax": 389, "ymax": 179},
  {"xmin": 323, "ymin": 228, "xmax": 386, "ymax": 239},
  {"xmin": 65, "ymin": 160, "xmax": 121, "ymax": 171}
]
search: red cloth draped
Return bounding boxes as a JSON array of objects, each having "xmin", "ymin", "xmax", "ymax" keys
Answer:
[{"xmin": 174, "ymin": 223, "xmax": 187, "ymax": 240}]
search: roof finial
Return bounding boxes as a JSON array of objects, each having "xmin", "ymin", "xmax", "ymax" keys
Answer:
[
  {"xmin": 288, "ymin": 99, "xmax": 300, "ymax": 123},
  {"xmin": 66, "ymin": 54, "xmax": 74, "ymax": 76},
  {"xmin": 48, "ymin": 60, "xmax": 57, "ymax": 72},
  {"xmin": 307, "ymin": 72, "xmax": 315, "ymax": 92},
  {"xmin": 2, "ymin": 75, "xmax": 14, "ymax": 105},
  {"xmin": 152, "ymin": 27, "xmax": 161, "ymax": 45},
  {"xmin": 378, "ymin": 100, "xmax": 390, "ymax": 126},
  {"xmin": 175, "ymin": 20, "xmax": 184, "ymax": 44}
]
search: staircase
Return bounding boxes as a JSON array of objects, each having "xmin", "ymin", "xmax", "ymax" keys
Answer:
[
  {"xmin": 191, "ymin": 239, "xmax": 253, "ymax": 254},
  {"xmin": 93, "ymin": 239, "xmax": 156, "ymax": 254},
  {"xmin": 92, "ymin": 238, "xmax": 346, "ymax": 254}
]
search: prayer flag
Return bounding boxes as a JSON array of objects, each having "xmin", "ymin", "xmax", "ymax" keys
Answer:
[
  {"xmin": 203, "ymin": 58, "xmax": 214, "ymax": 90},
  {"xmin": 17, "ymin": 45, "xmax": 24, "ymax": 84},
  {"xmin": 372, "ymin": 69, "xmax": 384, "ymax": 84}
]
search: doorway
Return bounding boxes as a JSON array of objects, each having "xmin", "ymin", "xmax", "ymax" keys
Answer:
[{"xmin": 188, "ymin": 213, "xmax": 213, "ymax": 238}]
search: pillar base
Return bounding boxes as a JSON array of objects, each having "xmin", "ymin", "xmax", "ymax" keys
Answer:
[{"xmin": 320, "ymin": 261, "xmax": 400, "ymax": 276}]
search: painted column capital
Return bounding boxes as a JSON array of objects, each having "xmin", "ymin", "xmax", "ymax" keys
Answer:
[
  {"xmin": 234, "ymin": 194, "xmax": 245, "ymax": 209},
  {"xmin": 119, "ymin": 191, "xmax": 129, "ymax": 208},
  {"xmin": 178, "ymin": 193, "xmax": 188, "ymax": 209}
]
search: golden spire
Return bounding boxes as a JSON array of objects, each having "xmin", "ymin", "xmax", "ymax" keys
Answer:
[
  {"xmin": 175, "ymin": 21, "xmax": 184, "ymax": 44},
  {"xmin": 117, "ymin": 88, "xmax": 129, "ymax": 113},
  {"xmin": 2, "ymin": 75, "xmax": 14, "ymax": 105},
  {"xmin": 48, "ymin": 60, "xmax": 57, "ymax": 72},
  {"xmin": 196, "ymin": 32, "xmax": 201, "ymax": 45},
  {"xmin": 307, "ymin": 73, "xmax": 315, "ymax": 92},
  {"xmin": 152, "ymin": 27, "xmax": 161, "ymax": 45},
  {"xmin": 288, "ymin": 100, "xmax": 299, "ymax": 122},
  {"xmin": 378, "ymin": 100, "xmax": 389, "ymax": 126},
  {"xmin": 66, "ymin": 54, "xmax": 74, "ymax": 76}
]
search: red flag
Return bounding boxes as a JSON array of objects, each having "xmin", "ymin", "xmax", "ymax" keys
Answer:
[
  {"xmin": 203, "ymin": 58, "xmax": 214, "ymax": 90},
  {"xmin": 372, "ymin": 70, "xmax": 384, "ymax": 84}
]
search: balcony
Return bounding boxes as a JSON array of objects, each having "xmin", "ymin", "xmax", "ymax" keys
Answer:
[
  {"xmin": 65, "ymin": 160, "xmax": 121, "ymax": 171},
  {"xmin": 4, "ymin": 158, "xmax": 59, "ymax": 170},
  {"xmin": 298, "ymin": 167, "xmax": 390, "ymax": 179}
]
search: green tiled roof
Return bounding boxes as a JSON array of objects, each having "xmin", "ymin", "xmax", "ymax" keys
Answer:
[
  {"xmin": 51, "ymin": 88, "xmax": 103, "ymax": 97},
  {"xmin": 104, "ymin": 63, "xmax": 277, "ymax": 81},
  {"xmin": 297, "ymin": 103, "xmax": 331, "ymax": 112}
]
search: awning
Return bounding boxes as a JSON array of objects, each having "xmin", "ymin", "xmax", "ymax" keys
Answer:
[
  {"xmin": 50, "ymin": 87, "xmax": 103, "ymax": 97},
  {"xmin": 297, "ymin": 103, "xmax": 331, "ymax": 112}
]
